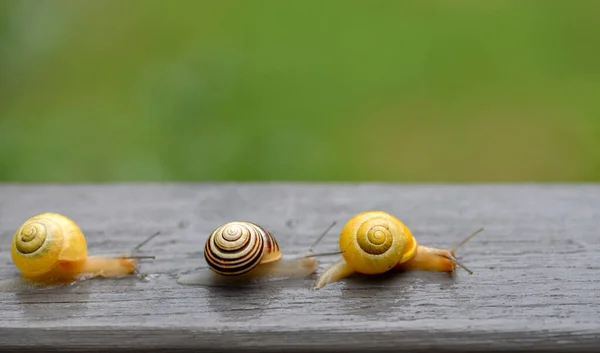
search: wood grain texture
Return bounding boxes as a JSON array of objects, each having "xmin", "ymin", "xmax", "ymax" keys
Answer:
[{"xmin": 0, "ymin": 183, "xmax": 599, "ymax": 352}]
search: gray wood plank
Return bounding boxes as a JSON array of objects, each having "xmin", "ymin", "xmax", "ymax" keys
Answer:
[{"xmin": 0, "ymin": 183, "xmax": 599, "ymax": 352}]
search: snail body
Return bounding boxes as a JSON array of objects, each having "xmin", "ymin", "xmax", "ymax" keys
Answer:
[
  {"xmin": 314, "ymin": 210, "xmax": 482, "ymax": 289},
  {"xmin": 7, "ymin": 213, "xmax": 149, "ymax": 287},
  {"xmin": 177, "ymin": 221, "xmax": 329, "ymax": 286}
]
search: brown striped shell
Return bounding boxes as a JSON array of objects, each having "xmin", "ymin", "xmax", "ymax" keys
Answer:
[{"xmin": 203, "ymin": 221, "xmax": 282, "ymax": 276}]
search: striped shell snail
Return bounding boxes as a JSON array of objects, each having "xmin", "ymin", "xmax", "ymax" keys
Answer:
[
  {"xmin": 3, "ymin": 212, "xmax": 155, "ymax": 289},
  {"xmin": 204, "ymin": 221, "xmax": 282, "ymax": 276},
  {"xmin": 313, "ymin": 210, "xmax": 482, "ymax": 289},
  {"xmin": 177, "ymin": 220, "xmax": 337, "ymax": 286}
]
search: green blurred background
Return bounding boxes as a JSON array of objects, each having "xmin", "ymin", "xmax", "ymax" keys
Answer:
[{"xmin": 0, "ymin": 0, "xmax": 598, "ymax": 182}]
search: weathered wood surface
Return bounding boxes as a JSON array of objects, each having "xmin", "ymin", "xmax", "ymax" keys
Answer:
[{"xmin": 0, "ymin": 183, "xmax": 599, "ymax": 352}]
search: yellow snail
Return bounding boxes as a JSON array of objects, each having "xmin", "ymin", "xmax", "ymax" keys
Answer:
[
  {"xmin": 2, "ymin": 212, "xmax": 156, "ymax": 290},
  {"xmin": 177, "ymin": 220, "xmax": 339, "ymax": 286},
  {"xmin": 313, "ymin": 210, "xmax": 483, "ymax": 289}
]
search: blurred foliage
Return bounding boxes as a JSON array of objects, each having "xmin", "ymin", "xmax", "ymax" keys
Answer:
[{"xmin": 0, "ymin": 0, "xmax": 599, "ymax": 182}]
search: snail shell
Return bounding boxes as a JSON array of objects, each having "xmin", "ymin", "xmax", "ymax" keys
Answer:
[
  {"xmin": 204, "ymin": 221, "xmax": 281, "ymax": 276},
  {"xmin": 11, "ymin": 212, "xmax": 88, "ymax": 277},
  {"xmin": 339, "ymin": 210, "xmax": 417, "ymax": 274}
]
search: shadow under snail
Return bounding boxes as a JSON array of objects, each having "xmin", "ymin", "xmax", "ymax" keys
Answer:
[
  {"xmin": 313, "ymin": 210, "xmax": 483, "ymax": 289},
  {"xmin": 177, "ymin": 220, "xmax": 340, "ymax": 286},
  {"xmin": 0, "ymin": 212, "xmax": 156, "ymax": 291}
]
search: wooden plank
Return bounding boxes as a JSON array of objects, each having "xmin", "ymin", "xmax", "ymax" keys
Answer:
[{"xmin": 0, "ymin": 183, "xmax": 599, "ymax": 352}]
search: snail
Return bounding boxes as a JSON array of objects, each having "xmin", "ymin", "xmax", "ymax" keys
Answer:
[
  {"xmin": 313, "ymin": 210, "xmax": 483, "ymax": 289},
  {"xmin": 177, "ymin": 220, "xmax": 340, "ymax": 286},
  {"xmin": 1, "ymin": 212, "xmax": 156, "ymax": 291}
]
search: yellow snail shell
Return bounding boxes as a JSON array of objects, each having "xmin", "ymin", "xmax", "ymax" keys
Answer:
[
  {"xmin": 338, "ymin": 210, "xmax": 417, "ymax": 274},
  {"xmin": 11, "ymin": 212, "xmax": 88, "ymax": 278}
]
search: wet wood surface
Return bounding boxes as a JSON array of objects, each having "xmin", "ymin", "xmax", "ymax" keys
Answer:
[{"xmin": 0, "ymin": 183, "xmax": 599, "ymax": 352}]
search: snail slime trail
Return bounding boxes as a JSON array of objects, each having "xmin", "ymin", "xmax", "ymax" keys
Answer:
[{"xmin": 177, "ymin": 221, "xmax": 340, "ymax": 287}]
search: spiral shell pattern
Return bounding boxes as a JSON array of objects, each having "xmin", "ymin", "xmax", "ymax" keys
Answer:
[
  {"xmin": 356, "ymin": 218, "xmax": 395, "ymax": 256},
  {"xmin": 339, "ymin": 211, "xmax": 417, "ymax": 274},
  {"xmin": 15, "ymin": 221, "xmax": 49, "ymax": 254},
  {"xmin": 204, "ymin": 221, "xmax": 281, "ymax": 276}
]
